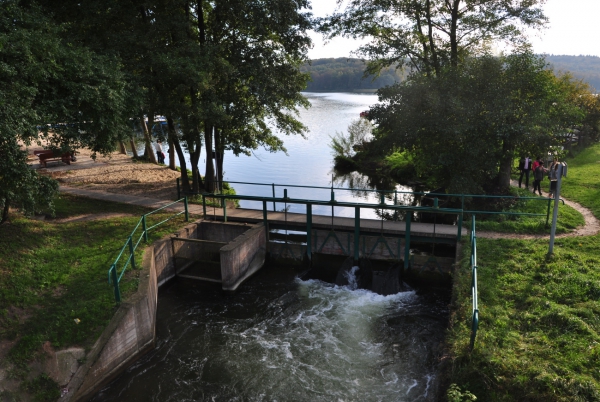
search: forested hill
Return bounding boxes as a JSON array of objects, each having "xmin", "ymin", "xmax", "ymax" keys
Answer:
[
  {"xmin": 544, "ymin": 55, "xmax": 600, "ymax": 91},
  {"xmin": 302, "ymin": 56, "xmax": 600, "ymax": 92},
  {"xmin": 300, "ymin": 58, "xmax": 407, "ymax": 92}
]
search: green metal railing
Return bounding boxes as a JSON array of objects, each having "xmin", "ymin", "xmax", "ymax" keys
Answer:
[
  {"xmin": 470, "ymin": 217, "xmax": 479, "ymax": 350},
  {"xmin": 108, "ymin": 198, "xmax": 189, "ymax": 303},
  {"xmin": 180, "ymin": 179, "xmax": 561, "ymax": 225},
  {"xmin": 199, "ymin": 188, "xmax": 465, "ymax": 270}
]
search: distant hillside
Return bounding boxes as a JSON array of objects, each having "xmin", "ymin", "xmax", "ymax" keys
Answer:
[
  {"xmin": 303, "ymin": 56, "xmax": 600, "ymax": 93},
  {"xmin": 300, "ymin": 58, "xmax": 406, "ymax": 92},
  {"xmin": 544, "ymin": 55, "xmax": 600, "ymax": 92}
]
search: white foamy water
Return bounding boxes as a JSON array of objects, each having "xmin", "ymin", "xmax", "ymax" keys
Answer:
[{"xmin": 92, "ymin": 268, "xmax": 447, "ymax": 402}]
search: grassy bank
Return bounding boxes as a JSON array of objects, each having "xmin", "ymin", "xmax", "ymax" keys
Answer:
[
  {"xmin": 447, "ymin": 144, "xmax": 600, "ymax": 401},
  {"xmin": 448, "ymin": 235, "xmax": 600, "ymax": 401},
  {"xmin": 0, "ymin": 194, "xmax": 188, "ymax": 378},
  {"xmin": 560, "ymin": 143, "xmax": 600, "ymax": 219},
  {"xmin": 474, "ymin": 188, "xmax": 584, "ymax": 234}
]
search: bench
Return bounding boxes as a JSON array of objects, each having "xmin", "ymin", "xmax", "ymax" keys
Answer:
[{"xmin": 33, "ymin": 150, "xmax": 73, "ymax": 168}]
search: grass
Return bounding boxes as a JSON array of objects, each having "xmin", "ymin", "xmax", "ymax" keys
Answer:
[
  {"xmin": 474, "ymin": 188, "xmax": 584, "ymax": 234},
  {"xmin": 0, "ymin": 193, "xmax": 190, "ymax": 371},
  {"xmin": 447, "ymin": 142, "xmax": 600, "ymax": 401},
  {"xmin": 560, "ymin": 143, "xmax": 600, "ymax": 219},
  {"xmin": 448, "ymin": 235, "xmax": 600, "ymax": 401}
]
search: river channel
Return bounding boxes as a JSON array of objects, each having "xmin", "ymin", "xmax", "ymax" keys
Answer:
[
  {"xmin": 90, "ymin": 266, "xmax": 449, "ymax": 402},
  {"xmin": 96, "ymin": 93, "xmax": 451, "ymax": 401}
]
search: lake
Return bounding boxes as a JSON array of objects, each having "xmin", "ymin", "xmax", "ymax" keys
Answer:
[{"xmin": 156, "ymin": 92, "xmax": 410, "ymax": 218}]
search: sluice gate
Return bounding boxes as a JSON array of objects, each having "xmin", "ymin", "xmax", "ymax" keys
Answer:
[{"xmin": 171, "ymin": 208, "xmax": 460, "ymax": 291}]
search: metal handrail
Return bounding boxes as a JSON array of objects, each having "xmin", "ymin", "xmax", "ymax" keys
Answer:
[
  {"xmin": 470, "ymin": 217, "xmax": 479, "ymax": 350},
  {"xmin": 108, "ymin": 198, "xmax": 189, "ymax": 303},
  {"xmin": 184, "ymin": 179, "xmax": 560, "ymax": 225}
]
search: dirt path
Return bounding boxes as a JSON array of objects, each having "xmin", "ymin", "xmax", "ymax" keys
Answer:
[
  {"xmin": 31, "ymin": 147, "xmax": 598, "ymax": 240},
  {"xmin": 477, "ymin": 180, "xmax": 600, "ymax": 239}
]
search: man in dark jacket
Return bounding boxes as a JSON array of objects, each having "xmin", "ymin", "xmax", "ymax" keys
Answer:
[
  {"xmin": 518, "ymin": 156, "xmax": 532, "ymax": 189},
  {"xmin": 532, "ymin": 161, "xmax": 547, "ymax": 196}
]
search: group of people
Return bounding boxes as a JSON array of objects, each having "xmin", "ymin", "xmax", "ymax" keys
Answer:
[{"xmin": 518, "ymin": 155, "xmax": 561, "ymax": 197}]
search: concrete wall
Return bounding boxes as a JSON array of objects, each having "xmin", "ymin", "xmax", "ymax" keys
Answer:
[
  {"xmin": 66, "ymin": 221, "xmax": 201, "ymax": 402},
  {"xmin": 198, "ymin": 221, "xmax": 251, "ymax": 243},
  {"xmin": 220, "ymin": 224, "xmax": 266, "ymax": 291}
]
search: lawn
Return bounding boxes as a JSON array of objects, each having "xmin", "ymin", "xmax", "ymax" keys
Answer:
[
  {"xmin": 447, "ymin": 143, "xmax": 600, "ymax": 401},
  {"xmin": 474, "ymin": 187, "xmax": 584, "ymax": 234},
  {"xmin": 0, "ymin": 194, "xmax": 190, "ymax": 371}
]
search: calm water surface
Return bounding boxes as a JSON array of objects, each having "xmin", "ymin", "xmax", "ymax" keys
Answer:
[
  {"xmin": 154, "ymin": 92, "xmax": 411, "ymax": 218},
  {"xmin": 90, "ymin": 267, "xmax": 448, "ymax": 402}
]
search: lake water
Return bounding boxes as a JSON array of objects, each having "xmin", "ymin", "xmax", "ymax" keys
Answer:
[{"xmin": 152, "ymin": 92, "xmax": 411, "ymax": 218}]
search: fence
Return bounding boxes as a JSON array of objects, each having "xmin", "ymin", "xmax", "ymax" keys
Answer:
[
  {"xmin": 108, "ymin": 198, "xmax": 189, "ymax": 303},
  {"xmin": 178, "ymin": 179, "xmax": 561, "ymax": 226},
  {"xmin": 470, "ymin": 217, "xmax": 479, "ymax": 350}
]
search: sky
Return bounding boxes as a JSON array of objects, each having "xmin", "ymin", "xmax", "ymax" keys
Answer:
[{"xmin": 307, "ymin": 0, "xmax": 600, "ymax": 60}]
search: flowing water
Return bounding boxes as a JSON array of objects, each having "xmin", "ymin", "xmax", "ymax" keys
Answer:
[{"xmin": 90, "ymin": 267, "xmax": 449, "ymax": 402}]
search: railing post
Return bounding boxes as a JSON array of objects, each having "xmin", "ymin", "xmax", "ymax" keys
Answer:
[
  {"xmin": 177, "ymin": 178, "xmax": 180, "ymax": 200},
  {"xmin": 457, "ymin": 213, "xmax": 463, "ymax": 241},
  {"xmin": 546, "ymin": 197, "xmax": 552, "ymax": 227},
  {"xmin": 142, "ymin": 215, "xmax": 148, "ymax": 242},
  {"xmin": 202, "ymin": 194, "xmax": 207, "ymax": 220},
  {"xmin": 223, "ymin": 196, "xmax": 227, "ymax": 222},
  {"xmin": 128, "ymin": 236, "xmax": 136, "ymax": 270},
  {"xmin": 263, "ymin": 200, "xmax": 269, "ymax": 252},
  {"xmin": 272, "ymin": 183, "xmax": 276, "ymax": 212},
  {"xmin": 404, "ymin": 212, "xmax": 411, "ymax": 270},
  {"xmin": 110, "ymin": 264, "xmax": 121, "ymax": 304},
  {"xmin": 354, "ymin": 207, "xmax": 360, "ymax": 263},
  {"xmin": 184, "ymin": 196, "xmax": 189, "ymax": 222},
  {"xmin": 306, "ymin": 203, "xmax": 312, "ymax": 261}
]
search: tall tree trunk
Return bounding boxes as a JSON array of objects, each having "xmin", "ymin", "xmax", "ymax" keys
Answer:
[
  {"xmin": 204, "ymin": 122, "xmax": 215, "ymax": 192},
  {"xmin": 498, "ymin": 140, "xmax": 513, "ymax": 189},
  {"xmin": 166, "ymin": 116, "xmax": 179, "ymax": 170},
  {"xmin": 172, "ymin": 137, "xmax": 191, "ymax": 193},
  {"xmin": 188, "ymin": 128, "xmax": 202, "ymax": 194},
  {"xmin": 129, "ymin": 137, "xmax": 138, "ymax": 158},
  {"xmin": 118, "ymin": 141, "xmax": 127, "ymax": 154},
  {"xmin": 139, "ymin": 114, "xmax": 157, "ymax": 164},
  {"xmin": 1, "ymin": 200, "xmax": 9, "ymax": 224},
  {"xmin": 214, "ymin": 127, "xmax": 225, "ymax": 192},
  {"xmin": 449, "ymin": 0, "xmax": 460, "ymax": 67}
]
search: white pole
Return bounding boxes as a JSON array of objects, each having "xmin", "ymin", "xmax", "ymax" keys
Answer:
[{"xmin": 548, "ymin": 164, "xmax": 564, "ymax": 256}]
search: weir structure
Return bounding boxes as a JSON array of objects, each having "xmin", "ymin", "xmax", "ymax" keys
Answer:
[{"xmin": 185, "ymin": 188, "xmax": 466, "ymax": 289}]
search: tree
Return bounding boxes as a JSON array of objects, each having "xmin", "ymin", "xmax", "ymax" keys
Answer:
[
  {"xmin": 0, "ymin": 0, "xmax": 129, "ymax": 223},
  {"xmin": 319, "ymin": 0, "xmax": 547, "ymax": 75},
  {"xmin": 369, "ymin": 52, "xmax": 586, "ymax": 193}
]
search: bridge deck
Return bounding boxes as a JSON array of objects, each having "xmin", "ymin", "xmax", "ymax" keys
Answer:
[{"xmin": 209, "ymin": 208, "xmax": 465, "ymax": 240}]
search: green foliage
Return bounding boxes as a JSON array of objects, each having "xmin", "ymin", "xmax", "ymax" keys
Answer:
[
  {"xmin": 319, "ymin": 0, "xmax": 546, "ymax": 74},
  {"xmin": 0, "ymin": 194, "xmax": 189, "ymax": 366},
  {"xmin": 447, "ymin": 383, "xmax": 477, "ymax": 402},
  {"xmin": 330, "ymin": 118, "xmax": 373, "ymax": 159},
  {"xmin": 21, "ymin": 374, "xmax": 60, "ymax": 402},
  {"xmin": 370, "ymin": 52, "xmax": 589, "ymax": 193},
  {"xmin": 384, "ymin": 152, "xmax": 416, "ymax": 181}
]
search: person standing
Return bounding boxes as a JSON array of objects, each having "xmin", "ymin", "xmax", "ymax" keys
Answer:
[
  {"xmin": 518, "ymin": 155, "xmax": 532, "ymax": 189},
  {"xmin": 154, "ymin": 141, "xmax": 164, "ymax": 164},
  {"xmin": 532, "ymin": 161, "xmax": 547, "ymax": 196}
]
